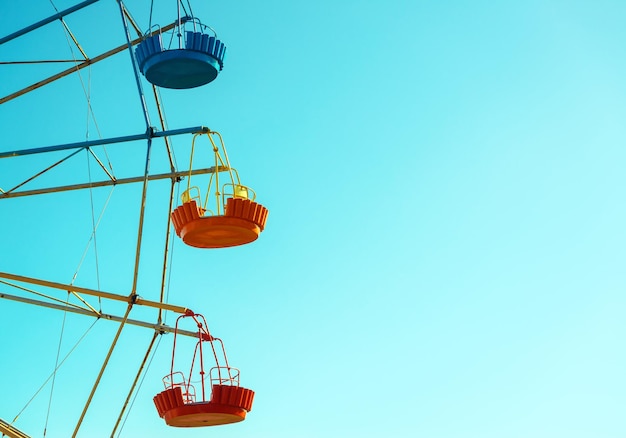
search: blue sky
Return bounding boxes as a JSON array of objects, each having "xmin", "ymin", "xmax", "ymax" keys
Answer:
[{"xmin": 1, "ymin": 1, "xmax": 625, "ymax": 437}]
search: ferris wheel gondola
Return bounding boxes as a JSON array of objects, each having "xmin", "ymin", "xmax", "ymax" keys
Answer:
[
  {"xmin": 171, "ymin": 130, "xmax": 269, "ymax": 248},
  {"xmin": 153, "ymin": 312, "xmax": 255, "ymax": 427},
  {"xmin": 0, "ymin": 0, "xmax": 262, "ymax": 435},
  {"xmin": 135, "ymin": 4, "xmax": 226, "ymax": 89}
]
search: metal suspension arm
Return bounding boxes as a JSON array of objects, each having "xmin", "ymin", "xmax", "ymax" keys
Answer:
[
  {"xmin": 0, "ymin": 166, "xmax": 228, "ymax": 199},
  {"xmin": 0, "ymin": 418, "xmax": 30, "ymax": 438},
  {"xmin": 0, "ymin": 271, "xmax": 191, "ymax": 315},
  {"xmin": 0, "ymin": 0, "xmax": 100, "ymax": 45},
  {"xmin": 0, "ymin": 291, "xmax": 200, "ymax": 338},
  {"xmin": 0, "ymin": 20, "xmax": 181, "ymax": 105},
  {"xmin": 0, "ymin": 126, "xmax": 209, "ymax": 158}
]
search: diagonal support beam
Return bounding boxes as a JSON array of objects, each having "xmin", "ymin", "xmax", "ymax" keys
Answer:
[
  {"xmin": 0, "ymin": 418, "xmax": 30, "ymax": 438},
  {"xmin": 0, "ymin": 271, "xmax": 191, "ymax": 315},
  {"xmin": 0, "ymin": 0, "xmax": 100, "ymax": 45},
  {"xmin": 0, "ymin": 166, "xmax": 229, "ymax": 199},
  {"xmin": 0, "ymin": 20, "xmax": 180, "ymax": 105},
  {"xmin": 0, "ymin": 291, "xmax": 200, "ymax": 339}
]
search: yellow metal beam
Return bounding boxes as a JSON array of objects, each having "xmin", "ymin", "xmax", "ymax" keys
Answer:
[
  {"xmin": 0, "ymin": 291, "xmax": 201, "ymax": 338},
  {"xmin": 0, "ymin": 418, "xmax": 30, "ymax": 438},
  {"xmin": 0, "ymin": 166, "xmax": 227, "ymax": 199},
  {"xmin": 0, "ymin": 271, "xmax": 190, "ymax": 315}
]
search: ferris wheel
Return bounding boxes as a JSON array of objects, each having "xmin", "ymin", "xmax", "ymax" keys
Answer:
[{"xmin": 0, "ymin": 1, "xmax": 266, "ymax": 436}]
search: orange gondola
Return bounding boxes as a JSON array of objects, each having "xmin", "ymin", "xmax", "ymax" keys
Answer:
[
  {"xmin": 171, "ymin": 130, "xmax": 268, "ymax": 248},
  {"xmin": 153, "ymin": 312, "xmax": 255, "ymax": 427}
]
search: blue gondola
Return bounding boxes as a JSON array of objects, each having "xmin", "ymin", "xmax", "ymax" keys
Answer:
[{"xmin": 135, "ymin": 17, "xmax": 226, "ymax": 89}]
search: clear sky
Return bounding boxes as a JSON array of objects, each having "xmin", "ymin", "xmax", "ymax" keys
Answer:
[{"xmin": 1, "ymin": 1, "xmax": 625, "ymax": 437}]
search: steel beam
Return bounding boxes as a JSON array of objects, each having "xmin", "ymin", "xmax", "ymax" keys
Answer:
[
  {"xmin": 0, "ymin": 126, "xmax": 209, "ymax": 158},
  {"xmin": 0, "ymin": 291, "xmax": 200, "ymax": 339},
  {"xmin": 0, "ymin": 166, "xmax": 228, "ymax": 199},
  {"xmin": 0, "ymin": 0, "xmax": 100, "ymax": 45},
  {"xmin": 0, "ymin": 271, "xmax": 191, "ymax": 315},
  {"xmin": 0, "ymin": 418, "xmax": 30, "ymax": 438},
  {"xmin": 0, "ymin": 20, "xmax": 180, "ymax": 105}
]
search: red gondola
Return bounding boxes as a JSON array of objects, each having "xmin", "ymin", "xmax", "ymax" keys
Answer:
[{"xmin": 153, "ymin": 312, "xmax": 255, "ymax": 427}]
